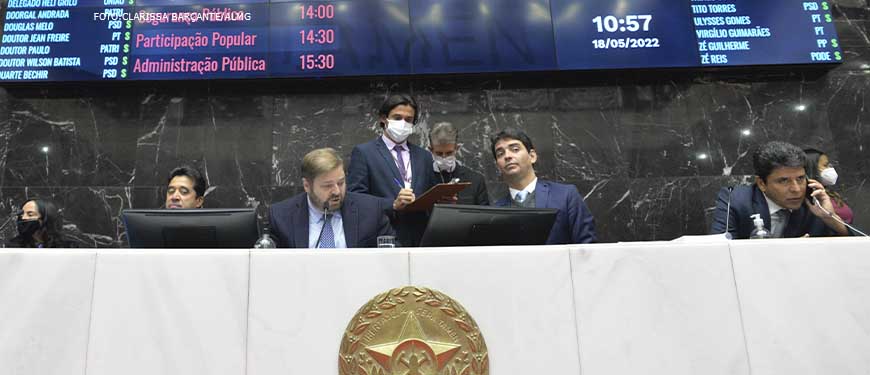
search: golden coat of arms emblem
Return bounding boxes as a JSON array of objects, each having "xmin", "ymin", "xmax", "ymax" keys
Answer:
[{"xmin": 339, "ymin": 286, "xmax": 489, "ymax": 375}]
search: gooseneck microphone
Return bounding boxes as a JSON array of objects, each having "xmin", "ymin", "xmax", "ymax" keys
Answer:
[
  {"xmin": 722, "ymin": 186, "xmax": 734, "ymax": 240},
  {"xmin": 812, "ymin": 199, "xmax": 870, "ymax": 237},
  {"xmin": 314, "ymin": 200, "xmax": 331, "ymax": 248}
]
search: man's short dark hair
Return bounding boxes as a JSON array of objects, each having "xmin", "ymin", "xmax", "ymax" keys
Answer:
[
  {"xmin": 490, "ymin": 127, "xmax": 535, "ymax": 159},
  {"xmin": 378, "ymin": 93, "xmax": 419, "ymax": 125},
  {"xmin": 167, "ymin": 165, "xmax": 207, "ymax": 197},
  {"xmin": 753, "ymin": 141, "xmax": 807, "ymax": 181}
]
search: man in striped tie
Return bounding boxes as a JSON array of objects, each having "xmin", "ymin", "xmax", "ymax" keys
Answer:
[{"xmin": 269, "ymin": 148, "xmax": 394, "ymax": 248}]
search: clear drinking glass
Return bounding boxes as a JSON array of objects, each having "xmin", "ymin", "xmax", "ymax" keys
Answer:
[{"xmin": 377, "ymin": 235, "xmax": 397, "ymax": 248}]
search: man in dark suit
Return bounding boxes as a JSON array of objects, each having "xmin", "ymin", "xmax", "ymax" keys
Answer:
[
  {"xmin": 710, "ymin": 141, "xmax": 849, "ymax": 239},
  {"xmin": 165, "ymin": 165, "xmax": 207, "ymax": 209},
  {"xmin": 491, "ymin": 128, "xmax": 596, "ymax": 244},
  {"xmin": 347, "ymin": 94, "xmax": 439, "ymax": 247},
  {"xmin": 270, "ymin": 148, "xmax": 393, "ymax": 248},
  {"xmin": 429, "ymin": 122, "xmax": 490, "ymax": 205}
]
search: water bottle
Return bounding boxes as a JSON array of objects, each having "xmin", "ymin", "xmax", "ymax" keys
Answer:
[
  {"xmin": 749, "ymin": 214, "xmax": 770, "ymax": 239},
  {"xmin": 253, "ymin": 227, "xmax": 276, "ymax": 249}
]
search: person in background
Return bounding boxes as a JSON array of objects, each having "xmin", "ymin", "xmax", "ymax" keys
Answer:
[
  {"xmin": 269, "ymin": 148, "xmax": 394, "ymax": 248},
  {"xmin": 490, "ymin": 127, "xmax": 597, "ymax": 244},
  {"xmin": 165, "ymin": 165, "xmax": 207, "ymax": 209},
  {"xmin": 428, "ymin": 122, "xmax": 489, "ymax": 205},
  {"xmin": 710, "ymin": 141, "xmax": 849, "ymax": 238},
  {"xmin": 8, "ymin": 199, "xmax": 74, "ymax": 248},
  {"xmin": 803, "ymin": 148, "xmax": 853, "ymax": 224},
  {"xmin": 347, "ymin": 93, "xmax": 439, "ymax": 246}
]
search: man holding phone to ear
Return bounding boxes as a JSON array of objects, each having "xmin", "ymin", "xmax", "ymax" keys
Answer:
[{"xmin": 710, "ymin": 141, "xmax": 849, "ymax": 239}]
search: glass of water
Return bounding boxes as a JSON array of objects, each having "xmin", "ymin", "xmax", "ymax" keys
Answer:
[{"xmin": 377, "ymin": 235, "xmax": 397, "ymax": 248}]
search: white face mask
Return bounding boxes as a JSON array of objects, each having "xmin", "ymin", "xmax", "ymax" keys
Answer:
[
  {"xmin": 433, "ymin": 155, "xmax": 457, "ymax": 173},
  {"xmin": 819, "ymin": 167, "xmax": 838, "ymax": 186},
  {"xmin": 385, "ymin": 119, "xmax": 413, "ymax": 143}
]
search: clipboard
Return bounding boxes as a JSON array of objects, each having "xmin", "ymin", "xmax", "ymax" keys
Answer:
[{"xmin": 403, "ymin": 182, "xmax": 471, "ymax": 212}]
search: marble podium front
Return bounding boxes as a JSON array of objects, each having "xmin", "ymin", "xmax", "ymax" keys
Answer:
[{"xmin": 1, "ymin": 237, "xmax": 868, "ymax": 375}]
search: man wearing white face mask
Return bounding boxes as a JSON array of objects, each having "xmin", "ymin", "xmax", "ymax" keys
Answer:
[
  {"xmin": 428, "ymin": 122, "xmax": 489, "ymax": 205},
  {"xmin": 347, "ymin": 93, "xmax": 439, "ymax": 247},
  {"xmin": 804, "ymin": 148, "xmax": 854, "ymax": 224}
]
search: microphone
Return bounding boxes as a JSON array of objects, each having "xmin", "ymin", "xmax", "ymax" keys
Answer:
[
  {"xmin": 812, "ymin": 199, "xmax": 869, "ymax": 237},
  {"xmin": 722, "ymin": 186, "xmax": 734, "ymax": 240},
  {"xmin": 314, "ymin": 200, "xmax": 331, "ymax": 248}
]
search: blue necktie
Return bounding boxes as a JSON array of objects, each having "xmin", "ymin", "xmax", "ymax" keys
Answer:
[
  {"xmin": 515, "ymin": 191, "xmax": 527, "ymax": 203},
  {"xmin": 319, "ymin": 214, "xmax": 335, "ymax": 248}
]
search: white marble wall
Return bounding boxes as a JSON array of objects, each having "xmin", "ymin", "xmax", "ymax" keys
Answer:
[
  {"xmin": 730, "ymin": 238, "xmax": 870, "ymax": 375},
  {"xmin": 246, "ymin": 249, "xmax": 409, "ymax": 375},
  {"xmin": 410, "ymin": 246, "xmax": 582, "ymax": 374},
  {"xmin": 571, "ymin": 242, "xmax": 750, "ymax": 375},
  {"xmin": 85, "ymin": 250, "xmax": 250, "ymax": 375},
  {"xmin": 0, "ymin": 250, "xmax": 96, "ymax": 375},
  {"xmin": 2, "ymin": 239, "xmax": 870, "ymax": 375}
]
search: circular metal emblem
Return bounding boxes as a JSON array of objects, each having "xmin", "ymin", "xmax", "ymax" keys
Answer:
[{"xmin": 339, "ymin": 286, "xmax": 489, "ymax": 375}]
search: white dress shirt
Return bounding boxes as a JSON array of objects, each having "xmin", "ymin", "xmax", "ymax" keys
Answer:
[{"xmin": 509, "ymin": 177, "xmax": 538, "ymax": 202}]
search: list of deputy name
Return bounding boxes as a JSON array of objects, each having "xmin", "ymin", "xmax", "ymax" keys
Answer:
[{"xmin": 0, "ymin": 0, "xmax": 108, "ymax": 80}]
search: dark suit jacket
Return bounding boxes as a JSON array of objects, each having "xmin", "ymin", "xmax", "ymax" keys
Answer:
[
  {"xmin": 268, "ymin": 191, "xmax": 394, "ymax": 248},
  {"xmin": 495, "ymin": 179, "xmax": 597, "ymax": 244},
  {"xmin": 347, "ymin": 137, "xmax": 437, "ymax": 247},
  {"xmin": 433, "ymin": 164, "xmax": 490, "ymax": 206},
  {"xmin": 710, "ymin": 184, "xmax": 839, "ymax": 239}
]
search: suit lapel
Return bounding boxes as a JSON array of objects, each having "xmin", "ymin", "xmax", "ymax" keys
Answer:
[
  {"xmin": 341, "ymin": 196, "xmax": 358, "ymax": 248},
  {"xmin": 293, "ymin": 196, "xmax": 310, "ymax": 248},
  {"xmin": 535, "ymin": 180, "xmax": 549, "ymax": 209},
  {"xmin": 784, "ymin": 205, "xmax": 808, "ymax": 237},
  {"xmin": 751, "ymin": 186, "xmax": 772, "ymax": 230},
  {"xmin": 375, "ymin": 138, "xmax": 403, "ymax": 183},
  {"xmin": 409, "ymin": 145, "xmax": 428, "ymax": 193}
]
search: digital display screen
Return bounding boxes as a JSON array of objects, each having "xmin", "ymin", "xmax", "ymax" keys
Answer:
[{"xmin": 0, "ymin": 0, "xmax": 843, "ymax": 81}]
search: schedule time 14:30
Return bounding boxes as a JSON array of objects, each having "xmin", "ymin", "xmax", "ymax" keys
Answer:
[{"xmin": 298, "ymin": 4, "xmax": 336, "ymax": 71}]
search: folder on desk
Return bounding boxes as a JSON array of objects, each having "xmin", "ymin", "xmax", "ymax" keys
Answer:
[{"xmin": 402, "ymin": 182, "xmax": 471, "ymax": 212}]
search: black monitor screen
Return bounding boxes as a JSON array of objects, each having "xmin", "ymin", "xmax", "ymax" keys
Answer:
[
  {"xmin": 0, "ymin": 0, "xmax": 843, "ymax": 82},
  {"xmin": 420, "ymin": 204, "xmax": 557, "ymax": 247},
  {"xmin": 122, "ymin": 208, "xmax": 258, "ymax": 248}
]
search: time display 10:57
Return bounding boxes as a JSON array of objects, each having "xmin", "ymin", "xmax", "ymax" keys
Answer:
[
  {"xmin": 592, "ymin": 15, "xmax": 653, "ymax": 33},
  {"xmin": 591, "ymin": 15, "xmax": 658, "ymax": 50}
]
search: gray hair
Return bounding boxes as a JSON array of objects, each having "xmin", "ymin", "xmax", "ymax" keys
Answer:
[{"xmin": 429, "ymin": 122, "xmax": 458, "ymax": 147}]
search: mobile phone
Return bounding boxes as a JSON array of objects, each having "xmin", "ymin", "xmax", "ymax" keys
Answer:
[{"xmin": 806, "ymin": 181, "xmax": 817, "ymax": 205}]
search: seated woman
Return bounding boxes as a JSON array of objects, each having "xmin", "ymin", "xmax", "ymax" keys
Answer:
[
  {"xmin": 8, "ymin": 199, "xmax": 74, "ymax": 248},
  {"xmin": 804, "ymin": 148, "xmax": 854, "ymax": 224}
]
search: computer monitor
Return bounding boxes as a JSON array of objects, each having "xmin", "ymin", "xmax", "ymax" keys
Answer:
[
  {"xmin": 122, "ymin": 208, "xmax": 258, "ymax": 248},
  {"xmin": 420, "ymin": 204, "xmax": 558, "ymax": 247}
]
